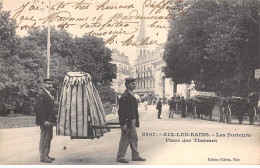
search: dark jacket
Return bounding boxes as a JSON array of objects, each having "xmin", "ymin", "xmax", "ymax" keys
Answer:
[
  {"xmin": 35, "ymin": 89, "xmax": 56, "ymax": 126},
  {"xmin": 156, "ymin": 101, "xmax": 162, "ymax": 110},
  {"xmin": 169, "ymin": 99, "xmax": 175, "ymax": 110},
  {"xmin": 118, "ymin": 90, "xmax": 139, "ymax": 127},
  {"xmin": 179, "ymin": 99, "xmax": 186, "ymax": 110}
]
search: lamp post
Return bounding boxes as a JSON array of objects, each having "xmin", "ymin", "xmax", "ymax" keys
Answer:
[{"xmin": 46, "ymin": 0, "xmax": 51, "ymax": 78}]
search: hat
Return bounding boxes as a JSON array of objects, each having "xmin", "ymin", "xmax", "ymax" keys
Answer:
[
  {"xmin": 125, "ymin": 78, "xmax": 136, "ymax": 84},
  {"xmin": 43, "ymin": 78, "xmax": 55, "ymax": 83}
]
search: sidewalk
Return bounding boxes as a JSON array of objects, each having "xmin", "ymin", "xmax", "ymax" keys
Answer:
[
  {"xmin": 0, "ymin": 116, "xmax": 36, "ymax": 129},
  {"xmin": 0, "ymin": 113, "xmax": 119, "ymax": 129}
]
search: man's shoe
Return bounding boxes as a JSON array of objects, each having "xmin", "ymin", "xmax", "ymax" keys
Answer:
[
  {"xmin": 40, "ymin": 158, "xmax": 52, "ymax": 163},
  {"xmin": 117, "ymin": 158, "xmax": 129, "ymax": 163},
  {"xmin": 132, "ymin": 157, "xmax": 146, "ymax": 161},
  {"xmin": 48, "ymin": 156, "xmax": 55, "ymax": 161}
]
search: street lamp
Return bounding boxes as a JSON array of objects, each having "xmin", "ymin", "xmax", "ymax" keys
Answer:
[{"xmin": 47, "ymin": 0, "xmax": 51, "ymax": 78}]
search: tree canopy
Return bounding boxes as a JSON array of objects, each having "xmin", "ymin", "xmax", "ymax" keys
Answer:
[
  {"xmin": 25, "ymin": 27, "xmax": 117, "ymax": 83},
  {"xmin": 0, "ymin": 4, "xmax": 117, "ymax": 115},
  {"xmin": 164, "ymin": 0, "xmax": 260, "ymax": 97}
]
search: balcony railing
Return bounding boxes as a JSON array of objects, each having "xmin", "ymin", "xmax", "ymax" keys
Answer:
[
  {"xmin": 117, "ymin": 69, "xmax": 130, "ymax": 75},
  {"xmin": 136, "ymin": 75, "xmax": 154, "ymax": 80}
]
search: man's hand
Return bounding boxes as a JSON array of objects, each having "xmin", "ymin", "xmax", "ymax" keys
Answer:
[
  {"xmin": 44, "ymin": 121, "xmax": 51, "ymax": 127},
  {"xmin": 135, "ymin": 119, "xmax": 140, "ymax": 128},
  {"xmin": 121, "ymin": 124, "xmax": 127, "ymax": 131}
]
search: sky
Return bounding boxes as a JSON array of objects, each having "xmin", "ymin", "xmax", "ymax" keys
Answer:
[{"xmin": 2, "ymin": 0, "xmax": 170, "ymax": 65}]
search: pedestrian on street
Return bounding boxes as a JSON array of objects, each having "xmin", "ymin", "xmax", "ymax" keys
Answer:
[
  {"xmin": 168, "ymin": 97, "xmax": 175, "ymax": 118},
  {"xmin": 144, "ymin": 101, "xmax": 148, "ymax": 111},
  {"xmin": 156, "ymin": 98, "xmax": 162, "ymax": 119},
  {"xmin": 116, "ymin": 78, "xmax": 146, "ymax": 163},
  {"xmin": 180, "ymin": 96, "xmax": 186, "ymax": 118},
  {"xmin": 35, "ymin": 78, "xmax": 56, "ymax": 163},
  {"xmin": 175, "ymin": 96, "xmax": 181, "ymax": 114}
]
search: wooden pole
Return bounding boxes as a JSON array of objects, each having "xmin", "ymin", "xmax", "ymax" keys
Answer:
[{"xmin": 47, "ymin": 0, "xmax": 51, "ymax": 78}]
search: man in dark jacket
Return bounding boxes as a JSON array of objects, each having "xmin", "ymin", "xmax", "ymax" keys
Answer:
[
  {"xmin": 168, "ymin": 97, "xmax": 175, "ymax": 118},
  {"xmin": 35, "ymin": 78, "xmax": 56, "ymax": 163},
  {"xmin": 116, "ymin": 78, "xmax": 146, "ymax": 163},
  {"xmin": 156, "ymin": 99, "xmax": 162, "ymax": 119},
  {"xmin": 180, "ymin": 96, "xmax": 186, "ymax": 118}
]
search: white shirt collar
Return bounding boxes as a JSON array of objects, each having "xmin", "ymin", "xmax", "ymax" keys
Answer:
[
  {"xmin": 127, "ymin": 90, "xmax": 135, "ymax": 98},
  {"xmin": 44, "ymin": 88, "xmax": 53, "ymax": 99}
]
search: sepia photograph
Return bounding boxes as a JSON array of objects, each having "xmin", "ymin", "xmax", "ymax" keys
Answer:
[{"xmin": 0, "ymin": 0, "xmax": 259, "ymax": 165}]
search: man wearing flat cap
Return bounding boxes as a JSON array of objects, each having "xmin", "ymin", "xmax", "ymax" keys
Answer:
[
  {"xmin": 35, "ymin": 78, "xmax": 56, "ymax": 163},
  {"xmin": 116, "ymin": 78, "xmax": 146, "ymax": 163}
]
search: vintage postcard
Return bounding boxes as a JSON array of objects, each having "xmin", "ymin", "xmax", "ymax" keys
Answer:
[{"xmin": 0, "ymin": 0, "xmax": 259, "ymax": 165}]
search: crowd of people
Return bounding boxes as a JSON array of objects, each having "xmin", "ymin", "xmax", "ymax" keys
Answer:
[
  {"xmin": 167, "ymin": 96, "xmax": 187, "ymax": 118},
  {"xmin": 149, "ymin": 96, "xmax": 187, "ymax": 119},
  {"xmin": 152, "ymin": 93, "xmax": 259, "ymax": 122}
]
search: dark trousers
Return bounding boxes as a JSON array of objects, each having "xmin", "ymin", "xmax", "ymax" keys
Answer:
[
  {"xmin": 158, "ymin": 109, "xmax": 161, "ymax": 118},
  {"xmin": 117, "ymin": 119, "xmax": 139, "ymax": 159},
  {"xmin": 181, "ymin": 108, "xmax": 186, "ymax": 118},
  {"xmin": 39, "ymin": 124, "xmax": 53, "ymax": 159},
  {"xmin": 168, "ymin": 109, "xmax": 174, "ymax": 118}
]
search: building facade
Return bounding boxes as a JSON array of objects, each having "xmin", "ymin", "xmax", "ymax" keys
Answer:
[
  {"xmin": 132, "ymin": 44, "xmax": 174, "ymax": 100},
  {"xmin": 111, "ymin": 49, "xmax": 130, "ymax": 94},
  {"xmin": 131, "ymin": 6, "xmax": 174, "ymax": 100}
]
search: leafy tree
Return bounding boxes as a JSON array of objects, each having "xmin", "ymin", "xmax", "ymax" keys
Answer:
[
  {"xmin": 96, "ymin": 83, "xmax": 117, "ymax": 104},
  {"xmin": 164, "ymin": 0, "xmax": 260, "ymax": 97},
  {"xmin": 0, "ymin": 2, "xmax": 18, "ymax": 59},
  {"xmin": 72, "ymin": 35, "xmax": 117, "ymax": 83},
  {"xmin": 0, "ymin": 1, "xmax": 20, "ymax": 90},
  {"xmin": 26, "ymin": 28, "xmax": 117, "ymax": 84},
  {"xmin": 0, "ymin": 3, "xmax": 117, "ymax": 115},
  {"xmin": 0, "ymin": 3, "xmax": 22, "ymax": 115}
]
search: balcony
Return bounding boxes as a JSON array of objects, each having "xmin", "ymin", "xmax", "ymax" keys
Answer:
[
  {"xmin": 136, "ymin": 75, "xmax": 154, "ymax": 80},
  {"xmin": 117, "ymin": 68, "xmax": 130, "ymax": 75}
]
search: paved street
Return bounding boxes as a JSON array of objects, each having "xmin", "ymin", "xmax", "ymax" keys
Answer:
[{"xmin": 0, "ymin": 104, "xmax": 259, "ymax": 165}]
